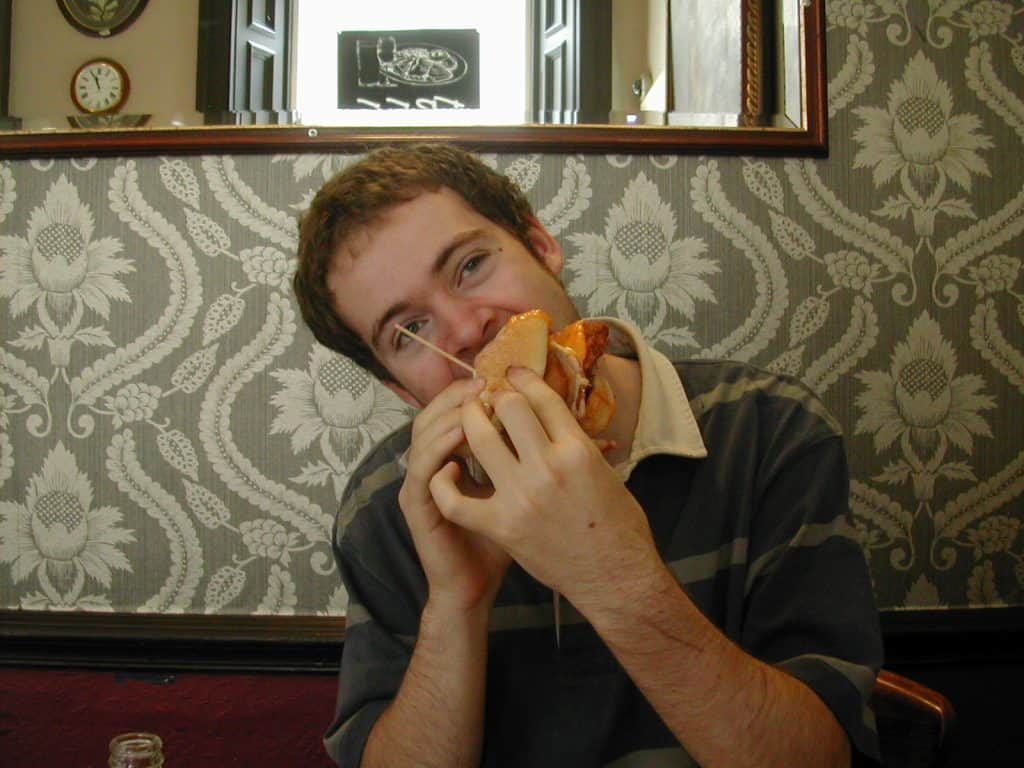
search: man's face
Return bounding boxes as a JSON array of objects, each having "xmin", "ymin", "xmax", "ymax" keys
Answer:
[{"xmin": 327, "ymin": 188, "xmax": 579, "ymax": 407}]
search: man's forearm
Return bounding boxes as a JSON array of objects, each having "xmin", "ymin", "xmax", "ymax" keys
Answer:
[
  {"xmin": 581, "ymin": 561, "xmax": 851, "ymax": 768},
  {"xmin": 361, "ymin": 597, "xmax": 491, "ymax": 768}
]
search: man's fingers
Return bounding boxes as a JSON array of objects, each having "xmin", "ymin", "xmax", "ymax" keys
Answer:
[
  {"xmin": 429, "ymin": 461, "xmax": 491, "ymax": 534},
  {"xmin": 438, "ymin": 375, "xmax": 486, "ymax": 406},
  {"xmin": 407, "ymin": 418, "xmax": 464, "ymax": 483},
  {"xmin": 490, "ymin": 387, "xmax": 551, "ymax": 457},
  {"xmin": 506, "ymin": 366, "xmax": 580, "ymax": 439},
  {"xmin": 461, "ymin": 398, "xmax": 517, "ymax": 482},
  {"xmin": 400, "ymin": 421, "xmax": 465, "ymax": 533},
  {"xmin": 410, "ymin": 377, "xmax": 483, "ymax": 440},
  {"xmin": 405, "ymin": 376, "xmax": 483, "ymax": 487}
]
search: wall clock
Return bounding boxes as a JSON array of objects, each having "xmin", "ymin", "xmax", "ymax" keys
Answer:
[
  {"xmin": 70, "ymin": 58, "xmax": 130, "ymax": 114},
  {"xmin": 56, "ymin": 0, "xmax": 150, "ymax": 38}
]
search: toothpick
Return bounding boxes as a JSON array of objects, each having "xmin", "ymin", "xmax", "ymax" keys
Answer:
[
  {"xmin": 393, "ymin": 324, "xmax": 477, "ymax": 377},
  {"xmin": 395, "ymin": 326, "xmax": 562, "ymax": 644}
]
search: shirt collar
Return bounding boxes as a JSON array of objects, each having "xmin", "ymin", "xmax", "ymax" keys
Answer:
[{"xmin": 598, "ymin": 318, "xmax": 708, "ymax": 480}]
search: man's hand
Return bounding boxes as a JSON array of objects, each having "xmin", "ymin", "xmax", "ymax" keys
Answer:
[
  {"xmin": 398, "ymin": 377, "xmax": 511, "ymax": 611},
  {"xmin": 427, "ymin": 368, "xmax": 852, "ymax": 768},
  {"xmin": 429, "ymin": 367, "xmax": 655, "ymax": 607}
]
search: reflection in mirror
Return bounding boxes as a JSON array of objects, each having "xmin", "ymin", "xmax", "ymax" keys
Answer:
[
  {"xmin": 0, "ymin": 0, "xmax": 826, "ymax": 156},
  {"xmin": 294, "ymin": 2, "xmax": 528, "ymax": 127},
  {"xmin": 668, "ymin": 0, "xmax": 802, "ymax": 128},
  {"xmin": 208, "ymin": 0, "xmax": 803, "ymax": 130}
]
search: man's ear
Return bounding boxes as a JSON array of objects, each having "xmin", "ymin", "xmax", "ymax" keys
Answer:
[
  {"xmin": 383, "ymin": 379, "xmax": 423, "ymax": 409},
  {"xmin": 524, "ymin": 216, "xmax": 564, "ymax": 275}
]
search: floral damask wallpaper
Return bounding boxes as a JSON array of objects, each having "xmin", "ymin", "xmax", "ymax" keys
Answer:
[{"xmin": 1, "ymin": 1, "xmax": 1022, "ymax": 617}]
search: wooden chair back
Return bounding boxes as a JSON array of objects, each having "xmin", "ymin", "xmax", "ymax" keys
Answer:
[{"xmin": 873, "ymin": 669, "xmax": 957, "ymax": 767}]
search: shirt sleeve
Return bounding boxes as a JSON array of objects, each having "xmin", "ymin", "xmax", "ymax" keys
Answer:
[
  {"xmin": 323, "ymin": 543, "xmax": 413, "ymax": 766},
  {"xmin": 741, "ymin": 432, "xmax": 884, "ymax": 764},
  {"xmin": 322, "ymin": 439, "xmax": 426, "ymax": 766}
]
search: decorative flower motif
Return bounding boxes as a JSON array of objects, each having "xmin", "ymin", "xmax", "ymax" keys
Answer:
[
  {"xmin": 104, "ymin": 383, "xmax": 163, "ymax": 429},
  {"xmin": 240, "ymin": 518, "xmax": 300, "ymax": 565},
  {"xmin": 565, "ymin": 173, "xmax": 718, "ymax": 342},
  {"xmin": 824, "ymin": 250, "xmax": 880, "ymax": 295},
  {"xmin": 1013, "ymin": 44, "xmax": 1024, "ymax": 76},
  {"xmin": 853, "ymin": 52, "xmax": 992, "ymax": 198},
  {"xmin": 0, "ymin": 442, "xmax": 134, "ymax": 607},
  {"xmin": 240, "ymin": 246, "xmax": 295, "ymax": 292},
  {"xmin": 966, "ymin": 516, "xmax": 1020, "ymax": 559},
  {"xmin": 905, "ymin": 574, "xmax": 945, "ymax": 608},
  {"xmin": 319, "ymin": 582, "xmax": 349, "ymax": 616},
  {"xmin": 270, "ymin": 347, "xmax": 410, "ymax": 495},
  {"xmin": 503, "ymin": 156, "xmax": 541, "ymax": 193},
  {"xmin": 967, "ymin": 560, "xmax": 1002, "ymax": 604},
  {"xmin": 849, "ymin": 517, "xmax": 882, "ymax": 550},
  {"xmin": 960, "ymin": 1, "xmax": 1015, "ymax": 40},
  {"xmin": 0, "ymin": 174, "xmax": 133, "ymax": 326},
  {"xmin": 827, "ymin": 0, "xmax": 877, "ymax": 36},
  {"xmin": 205, "ymin": 564, "xmax": 245, "ymax": 613},
  {"xmin": 0, "ymin": 434, "xmax": 12, "ymax": 492},
  {"xmin": 854, "ymin": 312, "xmax": 995, "ymax": 462},
  {"xmin": 273, "ymin": 154, "xmax": 355, "ymax": 183},
  {"xmin": 968, "ymin": 254, "xmax": 1020, "ymax": 297},
  {"xmin": 256, "ymin": 564, "xmax": 298, "ymax": 615},
  {"xmin": 0, "ymin": 385, "xmax": 11, "ymax": 491},
  {"xmin": 0, "ymin": 384, "xmax": 12, "ymax": 432}
]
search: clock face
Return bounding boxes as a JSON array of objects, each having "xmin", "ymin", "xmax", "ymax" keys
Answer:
[{"xmin": 71, "ymin": 59, "xmax": 129, "ymax": 114}]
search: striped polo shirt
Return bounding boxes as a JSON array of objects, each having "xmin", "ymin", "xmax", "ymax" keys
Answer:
[{"xmin": 326, "ymin": 321, "xmax": 883, "ymax": 767}]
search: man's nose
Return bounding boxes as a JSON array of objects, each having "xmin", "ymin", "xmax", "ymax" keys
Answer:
[{"xmin": 439, "ymin": 305, "xmax": 499, "ymax": 374}]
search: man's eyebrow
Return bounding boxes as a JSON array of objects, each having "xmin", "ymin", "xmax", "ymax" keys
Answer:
[{"xmin": 370, "ymin": 228, "xmax": 487, "ymax": 351}]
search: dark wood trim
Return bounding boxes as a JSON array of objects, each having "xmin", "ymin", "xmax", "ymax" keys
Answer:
[
  {"xmin": 804, "ymin": 0, "xmax": 828, "ymax": 152},
  {"xmin": 0, "ymin": 610, "xmax": 345, "ymax": 673},
  {"xmin": 0, "ymin": 119, "xmax": 827, "ymax": 159},
  {"xmin": 0, "ymin": 0, "xmax": 18, "ymax": 127},
  {"xmin": 0, "ymin": 610, "xmax": 345, "ymax": 642},
  {"xmin": 0, "ymin": 3, "xmax": 827, "ymax": 159},
  {"xmin": 881, "ymin": 606, "xmax": 1024, "ymax": 666},
  {"xmin": 2, "ymin": 606, "xmax": 1022, "ymax": 674}
]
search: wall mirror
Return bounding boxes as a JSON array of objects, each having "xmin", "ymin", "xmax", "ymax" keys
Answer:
[
  {"xmin": 0, "ymin": 0, "xmax": 827, "ymax": 159},
  {"xmin": 1, "ymin": 0, "xmax": 825, "ymax": 656}
]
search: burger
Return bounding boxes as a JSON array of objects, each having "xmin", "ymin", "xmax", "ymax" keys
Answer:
[{"xmin": 457, "ymin": 309, "xmax": 615, "ymax": 483}]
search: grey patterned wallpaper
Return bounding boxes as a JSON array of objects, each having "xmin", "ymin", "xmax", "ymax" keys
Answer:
[{"xmin": 1, "ymin": 1, "xmax": 1022, "ymax": 617}]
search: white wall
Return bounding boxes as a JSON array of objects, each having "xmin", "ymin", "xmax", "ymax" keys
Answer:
[{"xmin": 10, "ymin": 0, "xmax": 200, "ymax": 130}]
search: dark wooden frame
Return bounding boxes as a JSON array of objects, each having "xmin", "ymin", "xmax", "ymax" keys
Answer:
[
  {"xmin": 2, "ymin": 606, "xmax": 1022, "ymax": 674},
  {"xmin": 0, "ymin": 610, "xmax": 345, "ymax": 673},
  {"xmin": 56, "ymin": 0, "xmax": 150, "ymax": 38},
  {"xmin": 0, "ymin": 0, "xmax": 13, "ymax": 126},
  {"xmin": 0, "ymin": 1, "xmax": 827, "ymax": 159}
]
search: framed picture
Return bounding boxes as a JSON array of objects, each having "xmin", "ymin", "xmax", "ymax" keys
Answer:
[
  {"xmin": 338, "ymin": 29, "xmax": 480, "ymax": 111},
  {"xmin": 56, "ymin": 0, "xmax": 150, "ymax": 38}
]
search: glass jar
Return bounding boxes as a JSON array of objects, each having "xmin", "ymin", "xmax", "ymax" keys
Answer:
[{"xmin": 108, "ymin": 732, "xmax": 164, "ymax": 768}]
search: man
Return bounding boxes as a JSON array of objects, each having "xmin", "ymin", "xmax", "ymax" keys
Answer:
[{"xmin": 294, "ymin": 143, "xmax": 883, "ymax": 767}]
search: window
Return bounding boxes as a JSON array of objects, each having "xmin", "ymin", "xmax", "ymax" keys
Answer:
[{"xmin": 293, "ymin": 0, "xmax": 529, "ymax": 126}]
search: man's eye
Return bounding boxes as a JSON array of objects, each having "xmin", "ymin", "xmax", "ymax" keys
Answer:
[
  {"xmin": 459, "ymin": 252, "xmax": 487, "ymax": 281},
  {"xmin": 395, "ymin": 319, "xmax": 425, "ymax": 349}
]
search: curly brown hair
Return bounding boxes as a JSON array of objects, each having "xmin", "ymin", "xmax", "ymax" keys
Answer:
[{"xmin": 293, "ymin": 143, "xmax": 539, "ymax": 382}]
